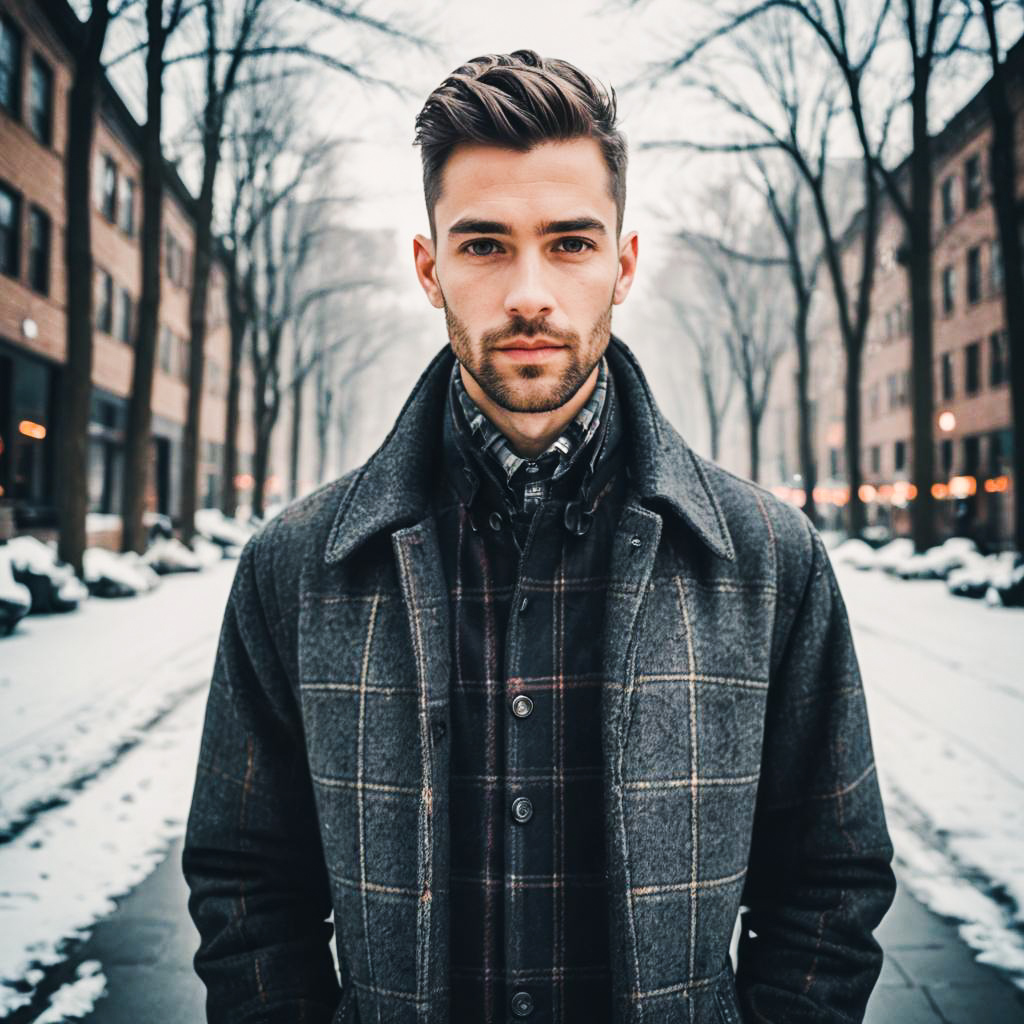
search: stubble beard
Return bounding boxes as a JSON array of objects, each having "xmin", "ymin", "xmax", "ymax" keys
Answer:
[{"xmin": 444, "ymin": 302, "xmax": 614, "ymax": 414}]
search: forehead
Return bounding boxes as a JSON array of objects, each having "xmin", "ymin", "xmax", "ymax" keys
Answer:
[{"xmin": 435, "ymin": 137, "xmax": 615, "ymax": 231}]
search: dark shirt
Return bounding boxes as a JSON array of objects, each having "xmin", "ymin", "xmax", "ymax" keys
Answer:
[{"xmin": 431, "ymin": 355, "xmax": 628, "ymax": 1023}]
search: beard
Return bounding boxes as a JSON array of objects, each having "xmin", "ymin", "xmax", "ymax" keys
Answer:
[{"xmin": 444, "ymin": 301, "xmax": 613, "ymax": 414}]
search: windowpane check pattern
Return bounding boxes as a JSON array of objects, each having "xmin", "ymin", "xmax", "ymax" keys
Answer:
[{"xmin": 431, "ymin": 367, "xmax": 627, "ymax": 1023}]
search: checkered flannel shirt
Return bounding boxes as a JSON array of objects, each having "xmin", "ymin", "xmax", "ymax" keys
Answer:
[{"xmin": 431, "ymin": 356, "xmax": 627, "ymax": 1023}]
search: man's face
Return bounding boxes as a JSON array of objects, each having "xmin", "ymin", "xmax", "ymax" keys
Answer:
[{"xmin": 413, "ymin": 137, "xmax": 638, "ymax": 414}]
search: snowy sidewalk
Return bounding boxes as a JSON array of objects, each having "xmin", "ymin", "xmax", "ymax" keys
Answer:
[{"xmin": 9, "ymin": 837, "xmax": 1022, "ymax": 1022}]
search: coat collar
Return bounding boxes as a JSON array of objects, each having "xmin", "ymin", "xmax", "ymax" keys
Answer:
[{"xmin": 324, "ymin": 336, "xmax": 735, "ymax": 564}]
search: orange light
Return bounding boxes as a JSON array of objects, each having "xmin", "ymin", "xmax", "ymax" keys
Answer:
[
  {"xmin": 931, "ymin": 482, "xmax": 949, "ymax": 499},
  {"xmin": 984, "ymin": 475, "xmax": 1009, "ymax": 493},
  {"xmin": 949, "ymin": 475, "xmax": 977, "ymax": 499},
  {"xmin": 233, "ymin": 473, "xmax": 254, "ymax": 489},
  {"xmin": 877, "ymin": 484, "xmax": 894, "ymax": 502},
  {"xmin": 812, "ymin": 486, "xmax": 827, "ymax": 503},
  {"xmin": 858, "ymin": 484, "xmax": 877, "ymax": 503},
  {"xmin": 791, "ymin": 489, "xmax": 806, "ymax": 508},
  {"xmin": 18, "ymin": 419, "xmax": 46, "ymax": 440},
  {"xmin": 771, "ymin": 485, "xmax": 790, "ymax": 501}
]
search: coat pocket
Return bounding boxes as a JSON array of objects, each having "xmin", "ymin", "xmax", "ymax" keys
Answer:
[{"xmin": 713, "ymin": 959, "xmax": 744, "ymax": 1024}]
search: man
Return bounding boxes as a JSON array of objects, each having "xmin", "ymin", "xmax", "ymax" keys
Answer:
[{"xmin": 183, "ymin": 51, "xmax": 896, "ymax": 1024}]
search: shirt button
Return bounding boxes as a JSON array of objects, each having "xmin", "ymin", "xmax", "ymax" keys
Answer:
[
  {"xmin": 511, "ymin": 990, "xmax": 534, "ymax": 1017},
  {"xmin": 488, "ymin": 511, "xmax": 503, "ymax": 531},
  {"xmin": 511, "ymin": 694, "xmax": 534, "ymax": 718},
  {"xmin": 519, "ymin": 595, "xmax": 529, "ymax": 614},
  {"xmin": 511, "ymin": 796, "xmax": 533, "ymax": 824}
]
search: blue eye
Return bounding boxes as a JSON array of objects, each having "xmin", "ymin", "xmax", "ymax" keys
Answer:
[
  {"xmin": 555, "ymin": 237, "xmax": 593, "ymax": 253},
  {"xmin": 466, "ymin": 239, "xmax": 501, "ymax": 256}
]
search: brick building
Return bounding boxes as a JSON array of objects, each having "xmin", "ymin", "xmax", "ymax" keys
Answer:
[
  {"xmin": 0, "ymin": 0, "xmax": 254, "ymax": 541},
  {"xmin": 754, "ymin": 42, "xmax": 1022, "ymax": 549}
]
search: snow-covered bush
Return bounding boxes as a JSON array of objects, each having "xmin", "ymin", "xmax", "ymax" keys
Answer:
[
  {"xmin": 142, "ymin": 537, "xmax": 202, "ymax": 575},
  {"xmin": 83, "ymin": 548, "xmax": 160, "ymax": 598},
  {"xmin": 0, "ymin": 547, "xmax": 32, "ymax": 635}
]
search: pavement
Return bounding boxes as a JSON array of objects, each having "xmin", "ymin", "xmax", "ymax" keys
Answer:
[{"xmin": 10, "ymin": 838, "xmax": 1023, "ymax": 1023}]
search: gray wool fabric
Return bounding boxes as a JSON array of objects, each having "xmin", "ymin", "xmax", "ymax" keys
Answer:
[{"xmin": 182, "ymin": 335, "xmax": 896, "ymax": 1024}]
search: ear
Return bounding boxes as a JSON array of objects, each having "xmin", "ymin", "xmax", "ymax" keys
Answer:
[
  {"xmin": 413, "ymin": 234, "xmax": 445, "ymax": 309},
  {"xmin": 613, "ymin": 230, "xmax": 639, "ymax": 305}
]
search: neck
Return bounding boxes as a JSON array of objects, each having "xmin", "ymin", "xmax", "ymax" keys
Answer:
[{"xmin": 460, "ymin": 362, "xmax": 600, "ymax": 459}]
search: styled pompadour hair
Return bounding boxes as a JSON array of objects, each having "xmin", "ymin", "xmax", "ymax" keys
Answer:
[{"xmin": 413, "ymin": 50, "xmax": 627, "ymax": 236}]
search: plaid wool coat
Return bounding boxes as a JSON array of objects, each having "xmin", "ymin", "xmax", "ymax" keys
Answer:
[{"xmin": 182, "ymin": 336, "xmax": 897, "ymax": 1024}]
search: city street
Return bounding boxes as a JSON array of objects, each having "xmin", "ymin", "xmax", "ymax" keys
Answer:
[{"xmin": 1, "ymin": 553, "xmax": 1023, "ymax": 1021}]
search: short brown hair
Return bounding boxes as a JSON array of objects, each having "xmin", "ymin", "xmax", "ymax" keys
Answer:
[{"xmin": 414, "ymin": 50, "xmax": 627, "ymax": 237}]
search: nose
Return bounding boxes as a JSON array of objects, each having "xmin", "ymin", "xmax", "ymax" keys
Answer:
[{"xmin": 503, "ymin": 251, "xmax": 555, "ymax": 322}]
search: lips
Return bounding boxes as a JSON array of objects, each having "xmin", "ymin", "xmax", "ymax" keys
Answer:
[{"xmin": 495, "ymin": 338, "xmax": 566, "ymax": 351}]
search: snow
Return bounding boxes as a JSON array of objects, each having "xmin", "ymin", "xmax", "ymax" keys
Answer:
[
  {"xmin": 81, "ymin": 547, "xmax": 159, "ymax": 595},
  {"xmin": 0, "ymin": 552, "xmax": 31, "ymax": 609},
  {"xmin": 0, "ymin": 560, "xmax": 235, "ymax": 838},
  {"xmin": 833, "ymin": 562, "xmax": 1024, "ymax": 986},
  {"xmin": 30, "ymin": 961, "xmax": 107, "ymax": 1022},
  {"xmin": 0, "ymin": 683, "xmax": 209, "ymax": 1015}
]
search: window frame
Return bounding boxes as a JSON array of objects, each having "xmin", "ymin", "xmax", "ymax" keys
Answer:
[
  {"xmin": 95, "ymin": 268, "xmax": 113, "ymax": 333},
  {"xmin": 117, "ymin": 175, "xmax": 135, "ymax": 235},
  {"xmin": 940, "ymin": 175, "xmax": 955, "ymax": 226},
  {"xmin": 0, "ymin": 180, "xmax": 21, "ymax": 278},
  {"xmin": 28, "ymin": 52, "xmax": 53, "ymax": 145},
  {"xmin": 965, "ymin": 340, "xmax": 980, "ymax": 396},
  {"xmin": 964, "ymin": 153, "xmax": 982, "ymax": 211},
  {"xmin": 0, "ymin": 13, "xmax": 23, "ymax": 119},
  {"xmin": 966, "ymin": 246, "xmax": 982, "ymax": 305},
  {"xmin": 941, "ymin": 351, "xmax": 954, "ymax": 401},
  {"xmin": 941, "ymin": 264, "xmax": 956, "ymax": 315},
  {"xmin": 990, "ymin": 331, "xmax": 1007, "ymax": 388},
  {"xmin": 27, "ymin": 204, "xmax": 50, "ymax": 295},
  {"xmin": 100, "ymin": 154, "xmax": 118, "ymax": 222},
  {"xmin": 115, "ymin": 286, "xmax": 135, "ymax": 345}
]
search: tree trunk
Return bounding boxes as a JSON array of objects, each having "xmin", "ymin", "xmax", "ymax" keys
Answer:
[
  {"xmin": 844, "ymin": 336, "xmax": 865, "ymax": 537},
  {"xmin": 221, "ymin": 256, "xmax": 245, "ymax": 517},
  {"xmin": 746, "ymin": 390, "xmax": 760, "ymax": 484},
  {"xmin": 794, "ymin": 301, "xmax": 818, "ymax": 527},
  {"xmin": 121, "ymin": 0, "xmax": 164, "ymax": 554},
  {"xmin": 179, "ymin": 133, "xmax": 218, "ymax": 542},
  {"xmin": 907, "ymin": 63, "xmax": 938, "ymax": 553},
  {"xmin": 701, "ymin": 370, "xmax": 720, "ymax": 462},
  {"xmin": 252, "ymin": 389, "xmax": 270, "ymax": 520},
  {"xmin": 57, "ymin": 2, "xmax": 110, "ymax": 575},
  {"xmin": 982, "ymin": 1, "xmax": 1024, "ymax": 553},
  {"xmin": 289, "ymin": 373, "xmax": 302, "ymax": 500}
]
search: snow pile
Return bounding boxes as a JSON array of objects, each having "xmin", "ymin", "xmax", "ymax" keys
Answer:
[
  {"xmin": 0, "ymin": 547, "xmax": 32, "ymax": 635},
  {"xmin": 892, "ymin": 537, "xmax": 978, "ymax": 580},
  {"xmin": 142, "ymin": 537, "xmax": 202, "ymax": 574},
  {"xmin": 830, "ymin": 538, "xmax": 878, "ymax": 570},
  {"xmin": 6, "ymin": 536, "xmax": 88, "ymax": 613},
  {"xmin": 873, "ymin": 538, "xmax": 916, "ymax": 574},
  {"xmin": 194, "ymin": 508, "xmax": 254, "ymax": 553},
  {"xmin": 82, "ymin": 548, "xmax": 160, "ymax": 598},
  {"xmin": 191, "ymin": 536, "xmax": 224, "ymax": 569}
]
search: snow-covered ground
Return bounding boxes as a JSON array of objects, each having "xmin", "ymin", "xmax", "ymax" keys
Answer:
[
  {"xmin": 834, "ymin": 562, "xmax": 1024, "ymax": 988},
  {"xmin": 0, "ymin": 562, "xmax": 236, "ymax": 1017}
]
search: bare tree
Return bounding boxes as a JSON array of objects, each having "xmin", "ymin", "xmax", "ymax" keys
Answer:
[
  {"xmin": 678, "ymin": 181, "xmax": 790, "ymax": 482},
  {"xmin": 172, "ymin": 0, "xmax": 427, "ymax": 542},
  {"xmin": 120, "ymin": 0, "xmax": 189, "ymax": 554},
  {"xmin": 872, "ymin": 0, "xmax": 973, "ymax": 551},
  {"xmin": 637, "ymin": 0, "xmax": 894, "ymax": 536}
]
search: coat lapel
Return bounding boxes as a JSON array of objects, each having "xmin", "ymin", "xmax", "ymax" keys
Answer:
[
  {"xmin": 392, "ymin": 517, "xmax": 452, "ymax": 1023},
  {"xmin": 601, "ymin": 499, "xmax": 663, "ymax": 1022}
]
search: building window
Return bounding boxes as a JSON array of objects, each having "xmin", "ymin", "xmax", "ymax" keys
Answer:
[
  {"xmin": 989, "ymin": 237, "xmax": 1003, "ymax": 296},
  {"xmin": 990, "ymin": 429, "xmax": 1011, "ymax": 473},
  {"xmin": 990, "ymin": 330, "xmax": 1007, "ymax": 387},
  {"xmin": 100, "ymin": 155, "xmax": 117, "ymax": 221},
  {"xmin": 95, "ymin": 268, "xmax": 113, "ymax": 332},
  {"xmin": 868, "ymin": 383, "xmax": 879, "ymax": 420},
  {"xmin": 0, "ymin": 14, "xmax": 22, "ymax": 117},
  {"xmin": 963, "ymin": 435, "xmax": 980, "ymax": 476},
  {"xmin": 941, "ymin": 265, "xmax": 955, "ymax": 315},
  {"xmin": 964, "ymin": 153, "xmax": 982, "ymax": 210},
  {"xmin": 117, "ymin": 176, "xmax": 135, "ymax": 235},
  {"xmin": 965, "ymin": 341, "xmax": 980, "ymax": 395},
  {"xmin": 177, "ymin": 336, "xmax": 190, "ymax": 382},
  {"xmin": 940, "ymin": 438, "xmax": 954, "ymax": 475},
  {"xmin": 966, "ymin": 246, "xmax": 981, "ymax": 304},
  {"xmin": 165, "ymin": 231, "xmax": 182, "ymax": 285},
  {"xmin": 894, "ymin": 440, "xmax": 906, "ymax": 473},
  {"xmin": 870, "ymin": 445, "xmax": 881, "ymax": 474},
  {"xmin": 941, "ymin": 352, "xmax": 954, "ymax": 401},
  {"xmin": 115, "ymin": 287, "xmax": 135, "ymax": 345},
  {"xmin": 158, "ymin": 325, "xmax": 174, "ymax": 375},
  {"xmin": 0, "ymin": 182, "xmax": 20, "ymax": 277},
  {"xmin": 941, "ymin": 175, "xmax": 955, "ymax": 225},
  {"xmin": 28, "ymin": 53, "xmax": 53, "ymax": 145},
  {"xmin": 27, "ymin": 205, "xmax": 50, "ymax": 295}
]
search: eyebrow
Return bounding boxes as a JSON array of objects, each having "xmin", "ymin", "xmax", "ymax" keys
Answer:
[{"xmin": 448, "ymin": 216, "xmax": 607, "ymax": 237}]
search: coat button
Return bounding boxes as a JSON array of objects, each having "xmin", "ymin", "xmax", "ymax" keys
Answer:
[
  {"xmin": 511, "ymin": 990, "xmax": 534, "ymax": 1016},
  {"xmin": 519, "ymin": 595, "xmax": 529, "ymax": 614},
  {"xmin": 488, "ymin": 511, "xmax": 503, "ymax": 531},
  {"xmin": 511, "ymin": 694, "xmax": 534, "ymax": 718},
  {"xmin": 511, "ymin": 796, "xmax": 533, "ymax": 823},
  {"xmin": 630, "ymin": 535, "xmax": 642, "ymax": 548}
]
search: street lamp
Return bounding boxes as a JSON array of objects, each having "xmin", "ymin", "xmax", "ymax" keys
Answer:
[{"xmin": 938, "ymin": 410, "xmax": 956, "ymax": 432}]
